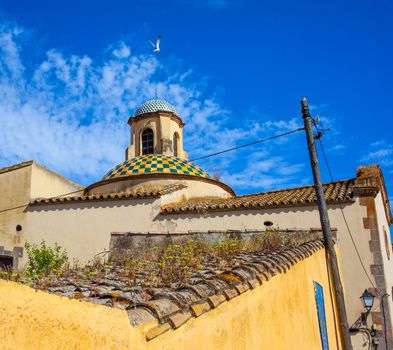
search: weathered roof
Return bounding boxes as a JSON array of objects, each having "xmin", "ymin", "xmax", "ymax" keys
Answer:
[
  {"xmin": 0, "ymin": 160, "xmax": 33, "ymax": 175},
  {"xmin": 39, "ymin": 237, "xmax": 324, "ymax": 340},
  {"xmin": 30, "ymin": 183, "xmax": 186, "ymax": 205},
  {"xmin": 161, "ymin": 178, "xmax": 355, "ymax": 214}
]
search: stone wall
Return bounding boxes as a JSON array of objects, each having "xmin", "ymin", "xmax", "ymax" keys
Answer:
[{"xmin": 109, "ymin": 229, "xmax": 322, "ymax": 257}]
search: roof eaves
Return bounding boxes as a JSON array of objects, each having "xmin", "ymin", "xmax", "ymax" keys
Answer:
[
  {"xmin": 160, "ymin": 179, "xmax": 355, "ymax": 214},
  {"xmin": 128, "ymin": 239, "xmax": 325, "ymax": 340},
  {"xmin": 160, "ymin": 198, "xmax": 355, "ymax": 215},
  {"xmin": 30, "ymin": 183, "xmax": 187, "ymax": 206},
  {"xmin": 0, "ymin": 160, "xmax": 34, "ymax": 175}
]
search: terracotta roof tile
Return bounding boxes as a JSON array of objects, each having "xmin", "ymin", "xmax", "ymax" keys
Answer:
[
  {"xmin": 161, "ymin": 179, "xmax": 355, "ymax": 214},
  {"xmin": 33, "ymin": 237, "xmax": 325, "ymax": 340},
  {"xmin": 30, "ymin": 183, "xmax": 187, "ymax": 205}
]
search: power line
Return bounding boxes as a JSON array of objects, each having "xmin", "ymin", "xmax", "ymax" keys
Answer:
[
  {"xmin": 0, "ymin": 127, "xmax": 304, "ymax": 214},
  {"xmin": 317, "ymin": 137, "xmax": 380, "ymax": 293},
  {"xmin": 0, "ymin": 189, "xmax": 84, "ymax": 214},
  {"xmin": 190, "ymin": 127, "xmax": 305, "ymax": 162}
]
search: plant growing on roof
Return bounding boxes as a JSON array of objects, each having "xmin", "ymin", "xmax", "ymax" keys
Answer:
[{"xmin": 24, "ymin": 240, "xmax": 68, "ymax": 279}]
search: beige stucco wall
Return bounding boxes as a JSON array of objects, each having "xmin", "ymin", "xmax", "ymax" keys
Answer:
[
  {"xmin": 30, "ymin": 162, "xmax": 82, "ymax": 199},
  {"xmin": 25, "ymin": 197, "xmax": 160, "ymax": 265},
  {"xmin": 374, "ymin": 192, "xmax": 393, "ymax": 337},
  {"xmin": 0, "ymin": 164, "xmax": 31, "ymax": 254},
  {"xmin": 126, "ymin": 113, "xmax": 186, "ymax": 159},
  {"xmin": 0, "ymin": 247, "xmax": 341, "ymax": 350},
  {"xmin": 0, "ymin": 161, "xmax": 82, "ymax": 267}
]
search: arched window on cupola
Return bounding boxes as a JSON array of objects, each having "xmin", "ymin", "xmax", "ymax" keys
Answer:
[
  {"xmin": 141, "ymin": 128, "xmax": 154, "ymax": 155},
  {"xmin": 173, "ymin": 132, "xmax": 179, "ymax": 157}
]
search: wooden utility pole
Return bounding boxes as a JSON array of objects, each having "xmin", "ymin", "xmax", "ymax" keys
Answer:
[{"xmin": 301, "ymin": 98, "xmax": 352, "ymax": 350}]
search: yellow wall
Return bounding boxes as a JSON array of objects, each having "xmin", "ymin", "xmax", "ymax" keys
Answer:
[
  {"xmin": 158, "ymin": 200, "xmax": 374, "ymax": 333},
  {"xmin": 148, "ymin": 247, "xmax": 341, "ymax": 350},
  {"xmin": 0, "ymin": 280, "xmax": 145, "ymax": 350},
  {"xmin": 0, "ymin": 248, "xmax": 342, "ymax": 350}
]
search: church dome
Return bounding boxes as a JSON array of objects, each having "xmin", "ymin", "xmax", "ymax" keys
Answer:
[
  {"xmin": 135, "ymin": 99, "xmax": 179, "ymax": 117},
  {"xmin": 103, "ymin": 154, "xmax": 210, "ymax": 180}
]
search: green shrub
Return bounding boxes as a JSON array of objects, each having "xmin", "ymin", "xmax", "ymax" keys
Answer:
[{"xmin": 24, "ymin": 240, "xmax": 68, "ymax": 278}]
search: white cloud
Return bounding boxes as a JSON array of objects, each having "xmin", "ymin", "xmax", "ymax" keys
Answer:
[
  {"xmin": 361, "ymin": 141, "xmax": 393, "ymax": 167},
  {"xmin": 0, "ymin": 21, "xmax": 305, "ymax": 192},
  {"xmin": 370, "ymin": 139, "xmax": 386, "ymax": 147}
]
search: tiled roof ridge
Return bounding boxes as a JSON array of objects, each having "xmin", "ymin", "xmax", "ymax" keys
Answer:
[
  {"xmin": 235, "ymin": 178, "xmax": 355, "ymax": 199},
  {"xmin": 127, "ymin": 238, "xmax": 325, "ymax": 341},
  {"xmin": 161, "ymin": 178, "xmax": 355, "ymax": 214},
  {"xmin": 30, "ymin": 183, "xmax": 187, "ymax": 205},
  {"xmin": 0, "ymin": 160, "xmax": 33, "ymax": 175}
]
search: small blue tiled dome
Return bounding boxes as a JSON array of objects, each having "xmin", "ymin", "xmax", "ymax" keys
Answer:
[{"xmin": 135, "ymin": 99, "xmax": 179, "ymax": 117}]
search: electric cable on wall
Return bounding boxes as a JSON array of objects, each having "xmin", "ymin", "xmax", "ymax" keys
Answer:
[
  {"xmin": 0, "ymin": 189, "xmax": 84, "ymax": 214},
  {"xmin": 317, "ymin": 135, "xmax": 390, "ymax": 350}
]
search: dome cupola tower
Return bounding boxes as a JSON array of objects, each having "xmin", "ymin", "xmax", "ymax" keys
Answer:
[
  {"xmin": 125, "ymin": 99, "xmax": 187, "ymax": 160},
  {"xmin": 86, "ymin": 99, "xmax": 234, "ymax": 200}
]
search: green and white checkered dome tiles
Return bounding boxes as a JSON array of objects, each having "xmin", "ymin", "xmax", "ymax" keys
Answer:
[{"xmin": 103, "ymin": 154, "xmax": 210, "ymax": 180}]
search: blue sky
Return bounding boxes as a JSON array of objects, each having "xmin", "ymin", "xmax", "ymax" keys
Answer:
[{"xmin": 0, "ymin": 0, "xmax": 392, "ymax": 197}]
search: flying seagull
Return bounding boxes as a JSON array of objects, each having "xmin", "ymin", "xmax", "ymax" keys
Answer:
[{"xmin": 149, "ymin": 35, "xmax": 161, "ymax": 53}]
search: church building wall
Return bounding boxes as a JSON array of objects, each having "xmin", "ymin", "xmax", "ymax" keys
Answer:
[
  {"xmin": 0, "ymin": 161, "xmax": 83, "ymax": 269},
  {"xmin": 366, "ymin": 192, "xmax": 393, "ymax": 349},
  {"xmin": 25, "ymin": 197, "xmax": 160, "ymax": 265},
  {"xmin": 0, "ymin": 163, "xmax": 32, "ymax": 267},
  {"xmin": 30, "ymin": 162, "xmax": 82, "ymax": 200}
]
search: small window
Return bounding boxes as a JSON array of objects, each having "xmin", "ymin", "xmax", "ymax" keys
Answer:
[
  {"xmin": 173, "ymin": 132, "xmax": 179, "ymax": 157},
  {"xmin": 141, "ymin": 128, "xmax": 154, "ymax": 155},
  {"xmin": 264, "ymin": 221, "xmax": 274, "ymax": 227},
  {"xmin": 16, "ymin": 224, "xmax": 22, "ymax": 232}
]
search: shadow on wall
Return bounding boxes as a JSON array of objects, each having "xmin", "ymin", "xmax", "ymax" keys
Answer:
[{"xmin": 153, "ymin": 202, "xmax": 353, "ymax": 225}]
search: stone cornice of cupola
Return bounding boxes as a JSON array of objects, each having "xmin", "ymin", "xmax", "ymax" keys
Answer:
[{"xmin": 128, "ymin": 111, "xmax": 185, "ymax": 127}]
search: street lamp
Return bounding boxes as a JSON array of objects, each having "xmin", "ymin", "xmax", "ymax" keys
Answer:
[
  {"xmin": 350, "ymin": 289, "xmax": 379, "ymax": 349},
  {"xmin": 361, "ymin": 289, "xmax": 375, "ymax": 310},
  {"xmin": 359, "ymin": 290, "xmax": 375, "ymax": 326}
]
